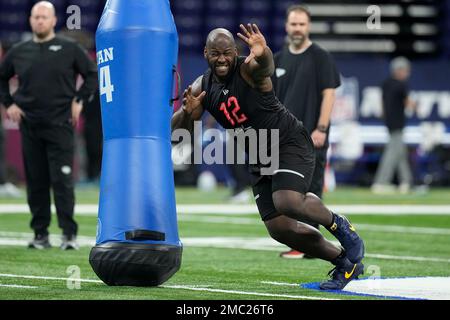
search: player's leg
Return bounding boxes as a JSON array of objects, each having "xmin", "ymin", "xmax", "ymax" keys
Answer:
[
  {"xmin": 20, "ymin": 121, "xmax": 52, "ymax": 248},
  {"xmin": 271, "ymin": 189, "xmax": 365, "ymax": 290},
  {"xmin": 279, "ymin": 146, "xmax": 327, "ymax": 258},
  {"xmin": 253, "ymin": 176, "xmax": 364, "ymax": 290},
  {"xmin": 264, "ymin": 213, "xmax": 363, "ymax": 290},
  {"xmin": 271, "ymin": 141, "xmax": 365, "ymax": 265},
  {"xmin": 272, "ymin": 188, "xmax": 364, "ymax": 264},
  {"xmin": 265, "ymin": 215, "xmax": 341, "ymax": 260},
  {"xmin": 254, "ymin": 176, "xmax": 340, "ymax": 259}
]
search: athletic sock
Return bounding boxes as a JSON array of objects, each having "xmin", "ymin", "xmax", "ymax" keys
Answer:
[
  {"xmin": 330, "ymin": 249, "xmax": 346, "ymax": 266},
  {"xmin": 326, "ymin": 212, "xmax": 338, "ymax": 232}
]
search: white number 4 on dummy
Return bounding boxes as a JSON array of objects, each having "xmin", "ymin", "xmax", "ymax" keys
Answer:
[{"xmin": 99, "ymin": 65, "xmax": 114, "ymax": 102}]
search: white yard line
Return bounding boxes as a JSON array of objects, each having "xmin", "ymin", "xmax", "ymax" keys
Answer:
[
  {"xmin": 179, "ymin": 205, "xmax": 450, "ymax": 215},
  {"xmin": 1, "ymin": 204, "xmax": 450, "ymax": 215},
  {"xmin": 179, "ymin": 215, "xmax": 260, "ymax": 224},
  {"xmin": 0, "ymin": 232, "xmax": 448, "ymax": 263},
  {"xmin": 179, "ymin": 215, "xmax": 450, "ymax": 236},
  {"xmin": 364, "ymin": 254, "xmax": 450, "ymax": 263},
  {"xmin": 0, "ymin": 273, "xmax": 336, "ymax": 300},
  {"xmin": 162, "ymin": 285, "xmax": 338, "ymax": 300},
  {"xmin": 0, "ymin": 273, "xmax": 102, "ymax": 283},
  {"xmin": 4, "ymin": 215, "xmax": 450, "ymax": 237},
  {"xmin": 0, "ymin": 283, "xmax": 38, "ymax": 289},
  {"xmin": 261, "ymin": 281, "xmax": 299, "ymax": 287},
  {"xmin": 355, "ymin": 224, "xmax": 450, "ymax": 235}
]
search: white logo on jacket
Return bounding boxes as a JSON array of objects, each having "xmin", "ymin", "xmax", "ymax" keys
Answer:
[
  {"xmin": 275, "ymin": 68, "xmax": 286, "ymax": 78},
  {"xmin": 49, "ymin": 45, "xmax": 62, "ymax": 52}
]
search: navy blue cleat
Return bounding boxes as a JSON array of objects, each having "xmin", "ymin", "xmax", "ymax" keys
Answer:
[
  {"xmin": 328, "ymin": 213, "xmax": 365, "ymax": 263},
  {"xmin": 320, "ymin": 256, "xmax": 364, "ymax": 291}
]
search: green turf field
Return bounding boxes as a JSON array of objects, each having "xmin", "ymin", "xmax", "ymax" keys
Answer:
[{"xmin": 0, "ymin": 186, "xmax": 449, "ymax": 300}]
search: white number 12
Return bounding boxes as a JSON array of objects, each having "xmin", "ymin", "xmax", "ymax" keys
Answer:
[{"xmin": 99, "ymin": 65, "xmax": 114, "ymax": 102}]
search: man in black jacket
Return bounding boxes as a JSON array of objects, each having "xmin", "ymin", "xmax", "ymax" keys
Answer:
[{"xmin": 0, "ymin": 1, "xmax": 97, "ymax": 249}]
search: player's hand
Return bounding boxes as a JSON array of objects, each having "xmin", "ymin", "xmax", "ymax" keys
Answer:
[
  {"xmin": 6, "ymin": 103, "xmax": 25, "ymax": 124},
  {"xmin": 311, "ymin": 129, "xmax": 326, "ymax": 148},
  {"xmin": 71, "ymin": 98, "xmax": 83, "ymax": 128},
  {"xmin": 237, "ymin": 23, "xmax": 267, "ymax": 64},
  {"xmin": 182, "ymin": 85, "xmax": 206, "ymax": 116}
]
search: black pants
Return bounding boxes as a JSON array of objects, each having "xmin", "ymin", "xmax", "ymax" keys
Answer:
[
  {"xmin": 83, "ymin": 123, "xmax": 103, "ymax": 181},
  {"xmin": 20, "ymin": 120, "xmax": 77, "ymax": 237},
  {"xmin": 82, "ymin": 91, "xmax": 103, "ymax": 181},
  {"xmin": 302, "ymin": 146, "xmax": 328, "ymax": 229},
  {"xmin": 310, "ymin": 146, "xmax": 328, "ymax": 198}
]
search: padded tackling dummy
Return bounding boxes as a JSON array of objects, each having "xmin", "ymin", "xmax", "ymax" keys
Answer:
[{"xmin": 89, "ymin": 0, "xmax": 182, "ymax": 286}]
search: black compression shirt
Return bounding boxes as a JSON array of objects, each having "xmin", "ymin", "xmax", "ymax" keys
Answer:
[{"xmin": 201, "ymin": 56, "xmax": 303, "ymax": 148}]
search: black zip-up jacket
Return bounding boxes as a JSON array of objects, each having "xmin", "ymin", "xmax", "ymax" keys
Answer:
[{"xmin": 0, "ymin": 35, "xmax": 97, "ymax": 124}]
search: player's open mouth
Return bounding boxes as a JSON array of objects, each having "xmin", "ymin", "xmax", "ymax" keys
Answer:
[{"xmin": 215, "ymin": 65, "xmax": 229, "ymax": 73}]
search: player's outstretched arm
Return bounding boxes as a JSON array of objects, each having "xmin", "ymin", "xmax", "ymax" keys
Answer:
[
  {"xmin": 171, "ymin": 76, "xmax": 206, "ymax": 133},
  {"xmin": 237, "ymin": 23, "xmax": 275, "ymax": 82}
]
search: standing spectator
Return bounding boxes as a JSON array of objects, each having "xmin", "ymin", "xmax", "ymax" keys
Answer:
[
  {"xmin": 0, "ymin": 1, "xmax": 97, "ymax": 249},
  {"xmin": 273, "ymin": 5, "xmax": 341, "ymax": 258},
  {"xmin": 0, "ymin": 41, "xmax": 23, "ymax": 198},
  {"xmin": 372, "ymin": 57, "xmax": 415, "ymax": 194}
]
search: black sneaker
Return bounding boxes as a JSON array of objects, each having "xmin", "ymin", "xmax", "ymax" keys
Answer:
[
  {"xmin": 320, "ymin": 256, "xmax": 364, "ymax": 290},
  {"xmin": 28, "ymin": 234, "xmax": 51, "ymax": 249},
  {"xmin": 60, "ymin": 235, "xmax": 79, "ymax": 250}
]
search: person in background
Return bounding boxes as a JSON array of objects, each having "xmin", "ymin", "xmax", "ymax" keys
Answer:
[
  {"xmin": 0, "ymin": 1, "xmax": 97, "ymax": 249},
  {"xmin": 371, "ymin": 57, "xmax": 415, "ymax": 194},
  {"xmin": 0, "ymin": 41, "xmax": 23, "ymax": 198},
  {"xmin": 273, "ymin": 5, "xmax": 341, "ymax": 259},
  {"xmin": 0, "ymin": 115, "xmax": 23, "ymax": 198}
]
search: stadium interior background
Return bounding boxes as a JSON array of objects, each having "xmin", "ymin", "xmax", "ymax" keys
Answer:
[{"xmin": 1, "ymin": 0, "xmax": 449, "ymax": 189}]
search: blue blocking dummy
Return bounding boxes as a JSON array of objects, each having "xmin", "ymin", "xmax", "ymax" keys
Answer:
[{"xmin": 89, "ymin": 0, "xmax": 182, "ymax": 286}]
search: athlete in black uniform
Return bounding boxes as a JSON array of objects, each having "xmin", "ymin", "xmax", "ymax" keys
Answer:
[{"xmin": 171, "ymin": 24, "xmax": 365, "ymax": 290}]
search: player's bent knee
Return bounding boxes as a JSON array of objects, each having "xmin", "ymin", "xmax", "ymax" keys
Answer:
[
  {"xmin": 272, "ymin": 192, "xmax": 306, "ymax": 217},
  {"xmin": 264, "ymin": 217, "xmax": 286, "ymax": 242},
  {"xmin": 264, "ymin": 215, "xmax": 296, "ymax": 244}
]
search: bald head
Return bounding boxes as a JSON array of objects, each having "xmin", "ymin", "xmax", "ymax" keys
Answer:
[
  {"xmin": 30, "ymin": 1, "xmax": 57, "ymax": 41},
  {"xmin": 31, "ymin": 1, "xmax": 56, "ymax": 16},
  {"xmin": 206, "ymin": 28, "xmax": 235, "ymax": 48}
]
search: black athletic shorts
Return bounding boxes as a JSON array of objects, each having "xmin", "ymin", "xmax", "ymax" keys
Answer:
[{"xmin": 251, "ymin": 126, "xmax": 316, "ymax": 221}]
